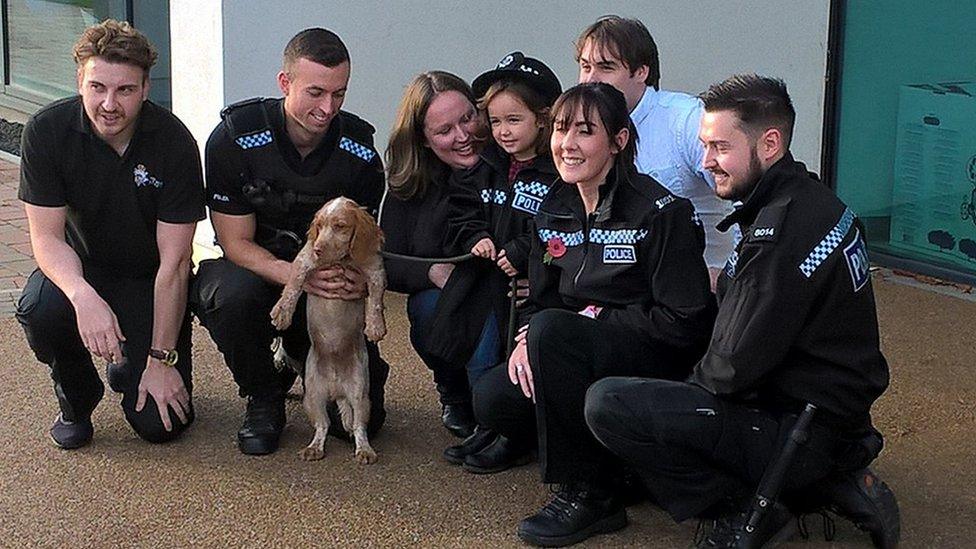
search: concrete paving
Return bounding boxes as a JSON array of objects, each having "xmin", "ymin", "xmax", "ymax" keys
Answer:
[{"xmin": 1, "ymin": 157, "xmax": 974, "ymax": 547}]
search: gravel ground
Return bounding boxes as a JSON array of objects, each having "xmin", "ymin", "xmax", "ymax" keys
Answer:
[
  {"xmin": 1, "ymin": 281, "xmax": 974, "ymax": 548},
  {"xmin": 0, "ymin": 119, "xmax": 23, "ymax": 156}
]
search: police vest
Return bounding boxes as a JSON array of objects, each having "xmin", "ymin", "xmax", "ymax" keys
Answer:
[{"xmin": 221, "ymin": 97, "xmax": 378, "ymax": 258}]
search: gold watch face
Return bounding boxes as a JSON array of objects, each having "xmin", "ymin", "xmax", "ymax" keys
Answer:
[{"xmin": 151, "ymin": 348, "xmax": 179, "ymax": 366}]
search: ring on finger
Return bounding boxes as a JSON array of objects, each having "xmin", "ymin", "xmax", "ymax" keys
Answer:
[{"xmin": 516, "ymin": 363, "xmax": 524, "ymax": 374}]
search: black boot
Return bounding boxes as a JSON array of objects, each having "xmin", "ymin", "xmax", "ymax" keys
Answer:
[
  {"xmin": 517, "ymin": 483, "xmax": 627, "ymax": 547},
  {"xmin": 237, "ymin": 395, "xmax": 286, "ymax": 455},
  {"xmin": 443, "ymin": 427, "xmax": 497, "ymax": 465},
  {"xmin": 818, "ymin": 468, "xmax": 900, "ymax": 549},
  {"xmin": 441, "ymin": 402, "xmax": 476, "ymax": 439},
  {"xmin": 695, "ymin": 500, "xmax": 796, "ymax": 548},
  {"xmin": 463, "ymin": 434, "xmax": 533, "ymax": 474}
]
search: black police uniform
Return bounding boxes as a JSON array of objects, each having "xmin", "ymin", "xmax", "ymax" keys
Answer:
[
  {"xmin": 191, "ymin": 98, "xmax": 389, "ymax": 435},
  {"xmin": 17, "ymin": 96, "xmax": 205, "ymax": 442},
  {"xmin": 585, "ymin": 154, "xmax": 891, "ymax": 521},
  {"xmin": 473, "ymin": 167, "xmax": 717, "ymax": 486}
]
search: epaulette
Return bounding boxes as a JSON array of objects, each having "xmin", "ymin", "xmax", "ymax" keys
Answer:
[
  {"xmin": 337, "ymin": 111, "xmax": 378, "ymax": 163},
  {"xmin": 221, "ymin": 97, "xmax": 274, "ymax": 150}
]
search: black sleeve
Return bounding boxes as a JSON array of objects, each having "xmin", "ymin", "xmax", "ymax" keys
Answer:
[
  {"xmin": 379, "ymin": 190, "xmax": 435, "ymax": 294},
  {"xmin": 204, "ymin": 123, "xmax": 253, "ymax": 215},
  {"xmin": 351, "ymin": 154, "xmax": 386, "ymax": 219},
  {"xmin": 18, "ymin": 114, "xmax": 65, "ymax": 207},
  {"xmin": 157, "ymin": 125, "xmax": 206, "ymax": 224},
  {"xmin": 518, "ymin": 227, "xmax": 571, "ymax": 327},
  {"xmin": 446, "ymin": 168, "xmax": 491, "ymax": 255},
  {"xmin": 599, "ymin": 200, "xmax": 716, "ymax": 349},
  {"xmin": 690, "ymin": 224, "xmax": 820, "ymax": 395}
]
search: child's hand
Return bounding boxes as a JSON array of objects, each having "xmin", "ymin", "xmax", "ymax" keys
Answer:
[
  {"xmin": 471, "ymin": 238, "xmax": 497, "ymax": 260},
  {"xmin": 496, "ymin": 249, "xmax": 518, "ymax": 277}
]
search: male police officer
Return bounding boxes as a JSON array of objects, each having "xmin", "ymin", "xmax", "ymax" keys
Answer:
[
  {"xmin": 17, "ymin": 20, "xmax": 204, "ymax": 448},
  {"xmin": 193, "ymin": 28, "xmax": 389, "ymax": 455},
  {"xmin": 575, "ymin": 16, "xmax": 735, "ymax": 287},
  {"xmin": 585, "ymin": 75, "xmax": 900, "ymax": 548}
]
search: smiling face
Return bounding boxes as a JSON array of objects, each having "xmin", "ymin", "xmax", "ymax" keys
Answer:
[
  {"xmin": 550, "ymin": 103, "xmax": 626, "ymax": 190},
  {"xmin": 77, "ymin": 57, "xmax": 148, "ymax": 150},
  {"xmin": 278, "ymin": 57, "xmax": 350, "ymax": 141},
  {"xmin": 487, "ymin": 90, "xmax": 543, "ymax": 161},
  {"xmin": 576, "ymin": 39, "xmax": 647, "ymax": 112},
  {"xmin": 423, "ymin": 90, "xmax": 482, "ymax": 170},
  {"xmin": 699, "ymin": 109, "xmax": 766, "ymax": 201}
]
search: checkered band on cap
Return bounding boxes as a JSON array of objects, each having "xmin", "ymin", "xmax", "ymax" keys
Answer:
[
  {"xmin": 537, "ymin": 229, "xmax": 585, "ymax": 247},
  {"xmin": 798, "ymin": 208, "xmax": 855, "ymax": 278},
  {"xmin": 513, "ymin": 180, "xmax": 551, "ymax": 198},
  {"xmin": 339, "ymin": 137, "xmax": 377, "ymax": 162},
  {"xmin": 235, "ymin": 130, "xmax": 273, "ymax": 149},
  {"xmin": 588, "ymin": 228, "xmax": 648, "ymax": 245}
]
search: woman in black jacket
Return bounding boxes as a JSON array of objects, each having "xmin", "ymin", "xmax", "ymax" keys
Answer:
[
  {"xmin": 380, "ymin": 71, "xmax": 497, "ymax": 440},
  {"xmin": 472, "ymin": 83, "xmax": 718, "ymax": 547}
]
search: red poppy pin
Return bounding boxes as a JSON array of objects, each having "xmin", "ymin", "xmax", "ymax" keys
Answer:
[{"xmin": 543, "ymin": 237, "xmax": 566, "ymax": 264}]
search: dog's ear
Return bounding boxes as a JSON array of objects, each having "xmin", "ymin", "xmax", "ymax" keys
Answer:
[
  {"xmin": 349, "ymin": 204, "xmax": 383, "ymax": 265},
  {"xmin": 307, "ymin": 209, "xmax": 323, "ymax": 243}
]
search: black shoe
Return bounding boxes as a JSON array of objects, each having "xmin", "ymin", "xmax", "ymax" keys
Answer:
[
  {"xmin": 463, "ymin": 434, "xmax": 533, "ymax": 474},
  {"xmin": 517, "ymin": 484, "xmax": 627, "ymax": 547},
  {"xmin": 695, "ymin": 500, "xmax": 796, "ymax": 548},
  {"xmin": 49, "ymin": 413, "xmax": 93, "ymax": 449},
  {"xmin": 237, "ymin": 395, "xmax": 286, "ymax": 455},
  {"xmin": 441, "ymin": 402, "xmax": 475, "ymax": 439},
  {"xmin": 443, "ymin": 427, "xmax": 497, "ymax": 465},
  {"xmin": 819, "ymin": 468, "xmax": 900, "ymax": 549}
]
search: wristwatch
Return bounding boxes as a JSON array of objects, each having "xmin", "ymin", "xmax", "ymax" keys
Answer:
[{"xmin": 148, "ymin": 348, "xmax": 179, "ymax": 367}]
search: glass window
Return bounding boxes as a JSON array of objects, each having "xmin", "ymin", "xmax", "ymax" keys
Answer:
[{"xmin": 832, "ymin": 1, "xmax": 976, "ymax": 279}]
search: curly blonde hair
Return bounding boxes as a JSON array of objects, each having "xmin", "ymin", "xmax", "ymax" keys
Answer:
[{"xmin": 73, "ymin": 19, "xmax": 157, "ymax": 76}]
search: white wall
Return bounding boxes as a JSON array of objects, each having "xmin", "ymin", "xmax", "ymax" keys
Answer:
[{"xmin": 219, "ymin": 0, "xmax": 829, "ymax": 168}]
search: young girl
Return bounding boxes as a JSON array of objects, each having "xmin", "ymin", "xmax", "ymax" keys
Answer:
[{"xmin": 439, "ymin": 52, "xmax": 562, "ymax": 471}]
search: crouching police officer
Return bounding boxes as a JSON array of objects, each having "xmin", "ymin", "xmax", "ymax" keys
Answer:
[
  {"xmin": 192, "ymin": 28, "xmax": 390, "ymax": 455},
  {"xmin": 585, "ymin": 75, "xmax": 900, "ymax": 548}
]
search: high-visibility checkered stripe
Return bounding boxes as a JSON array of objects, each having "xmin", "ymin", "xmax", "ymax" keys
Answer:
[
  {"xmin": 537, "ymin": 229, "xmax": 585, "ymax": 246},
  {"xmin": 725, "ymin": 249, "xmax": 739, "ymax": 278},
  {"xmin": 799, "ymin": 208, "xmax": 855, "ymax": 278},
  {"xmin": 589, "ymin": 228, "xmax": 648, "ymax": 244},
  {"xmin": 235, "ymin": 130, "xmax": 273, "ymax": 149},
  {"xmin": 339, "ymin": 137, "xmax": 377, "ymax": 162},
  {"xmin": 513, "ymin": 180, "xmax": 551, "ymax": 197},
  {"xmin": 480, "ymin": 189, "xmax": 507, "ymax": 204}
]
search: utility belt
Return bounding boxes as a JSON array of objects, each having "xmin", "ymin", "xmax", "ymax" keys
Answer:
[{"xmin": 256, "ymin": 223, "xmax": 305, "ymax": 261}]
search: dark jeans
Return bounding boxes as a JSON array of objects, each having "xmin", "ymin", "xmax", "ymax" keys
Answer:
[
  {"xmin": 406, "ymin": 288, "xmax": 500, "ymax": 405},
  {"xmin": 191, "ymin": 258, "xmax": 388, "ymax": 436},
  {"xmin": 473, "ymin": 308, "xmax": 699, "ymax": 485},
  {"xmin": 16, "ymin": 268, "xmax": 194, "ymax": 443},
  {"xmin": 585, "ymin": 378, "xmax": 842, "ymax": 521}
]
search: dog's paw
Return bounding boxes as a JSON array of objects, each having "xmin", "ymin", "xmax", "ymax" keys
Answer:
[
  {"xmin": 299, "ymin": 446, "xmax": 325, "ymax": 461},
  {"xmin": 270, "ymin": 301, "xmax": 294, "ymax": 331},
  {"xmin": 354, "ymin": 447, "xmax": 377, "ymax": 465},
  {"xmin": 364, "ymin": 318, "xmax": 387, "ymax": 343}
]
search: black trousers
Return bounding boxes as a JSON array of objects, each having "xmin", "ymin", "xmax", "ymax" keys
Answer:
[
  {"xmin": 473, "ymin": 308, "xmax": 698, "ymax": 485},
  {"xmin": 584, "ymin": 378, "xmax": 842, "ymax": 522},
  {"xmin": 16, "ymin": 268, "xmax": 194, "ymax": 443},
  {"xmin": 191, "ymin": 258, "xmax": 388, "ymax": 436}
]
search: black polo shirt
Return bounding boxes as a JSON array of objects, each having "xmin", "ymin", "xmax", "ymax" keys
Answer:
[{"xmin": 19, "ymin": 96, "xmax": 206, "ymax": 278}]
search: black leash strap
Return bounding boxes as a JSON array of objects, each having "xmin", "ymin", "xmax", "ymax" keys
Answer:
[
  {"xmin": 744, "ymin": 403, "xmax": 817, "ymax": 539},
  {"xmin": 378, "ymin": 250, "xmax": 474, "ymax": 264}
]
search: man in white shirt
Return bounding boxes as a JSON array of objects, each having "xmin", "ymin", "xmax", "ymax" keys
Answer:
[{"xmin": 576, "ymin": 15, "xmax": 736, "ymax": 287}]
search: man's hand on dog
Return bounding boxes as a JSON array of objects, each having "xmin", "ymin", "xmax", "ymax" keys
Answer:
[
  {"xmin": 137, "ymin": 360, "xmax": 190, "ymax": 431},
  {"xmin": 304, "ymin": 265, "xmax": 368, "ymax": 300}
]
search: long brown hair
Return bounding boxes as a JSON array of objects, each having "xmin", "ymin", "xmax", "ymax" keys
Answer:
[{"xmin": 386, "ymin": 71, "xmax": 478, "ymax": 200}]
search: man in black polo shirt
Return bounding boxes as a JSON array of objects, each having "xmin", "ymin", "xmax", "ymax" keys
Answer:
[
  {"xmin": 17, "ymin": 20, "xmax": 205, "ymax": 449},
  {"xmin": 192, "ymin": 28, "xmax": 389, "ymax": 456}
]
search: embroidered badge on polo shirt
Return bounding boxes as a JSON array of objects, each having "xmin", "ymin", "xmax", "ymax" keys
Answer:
[{"xmin": 134, "ymin": 164, "xmax": 163, "ymax": 188}]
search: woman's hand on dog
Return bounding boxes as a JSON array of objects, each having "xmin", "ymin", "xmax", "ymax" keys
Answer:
[{"xmin": 304, "ymin": 265, "xmax": 368, "ymax": 300}]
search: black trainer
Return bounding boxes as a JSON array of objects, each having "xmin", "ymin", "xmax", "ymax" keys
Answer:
[
  {"xmin": 517, "ymin": 484, "xmax": 627, "ymax": 547},
  {"xmin": 820, "ymin": 468, "xmax": 900, "ymax": 548},
  {"xmin": 237, "ymin": 395, "xmax": 286, "ymax": 455},
  {"xmin": 49, "ymin": 413, "xmax": 94, "ymax": 450},
  {"xmin": 695, "ymin": 500, "xmax": 796, "ymax": 548},
  {"xmin": 463, "ymin": 434, "xmax": 533, "ymax": 474},
  {"xmin": 443, "ymin": 427, "xmax": 497, "ymax": 465},
  {"xmin": 441, "ymin": 402, "xmax": 476, "ymax": 439}
]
